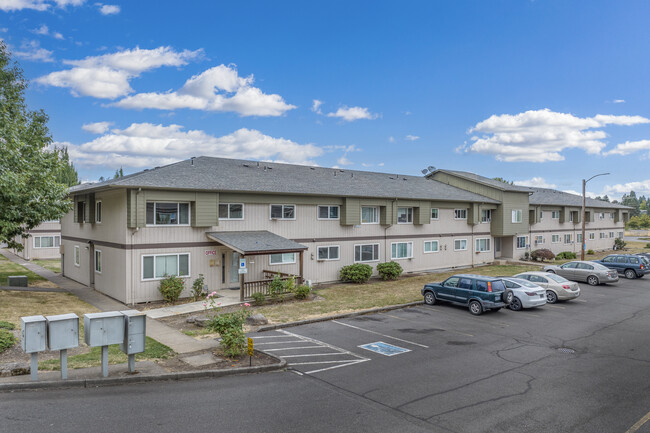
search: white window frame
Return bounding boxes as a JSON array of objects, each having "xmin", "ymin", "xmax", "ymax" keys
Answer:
[
  {"xmin": 564, "ymin": 234, "xmax": 572, "ymax": 244},
  {"xmin": 219, "ymin": 203, "xmax": 244, "ymax": 220},
  {"xmin": 589, "ymin": 232, "xmax": 595, "ymax": 240},
  {"xmin": 423, "ymin": 240, "xmax": 439, "ymax": 253},
  {"xmin": 430, "ymin": 208, "xmax": 439, "ymax": 220},
  {"xmin": 146, "ymin": 202, "xmax": 191, "ymax": 226},
  {"xmin": 552, "ymin": 211, "xmax": 560, "ymax": 219},
  {"xmin": 354, "ymin": 243, "xmax": 380, "ymax": 263},
  {"xmin": 516, "ymin": 235, "xmax": 528, "ymax": 249},
  {"xmin": 397, "ymin": 207, "xmax": 414, "ymax": 224},
  {"xmin": 74, "ymin": 245, "xmax": 80, "ymax": 267},
  {"xmin": 269, "ymin": 252, "xmax": 297, "ymax": 265},
  {"xmin": 600, "ymin": 232, "xmax": 606, "ymax": 239},
  {"xmin": 94, "ymin": 249, "xmax": 102, "ymax": 274},
  {"xmin": 454, "ymin": 209, "xmax": 467, "ymax": 220},
  {"xmin": 534, "ymin": 235, "xmax": 543, "ymax": 245},
  {"xmin": 317, "ymin": 205, "xmax": 340, "ymax": 220},
  {"xmin": 141, "ymin": 253, "xmax": 191, "ymax": 281},
  {"xmin": 33, "ymin": 235, "xmax": 60, "ymax": 249},
  {"xmin": 95, "ymin": 200, "xmax": 102, "ymax": 224},
  {"xmin": 361, "ymin": 206, "xmax": 379, "ymax": 224},
  {"xmin": 270, "ymin": 204, "xmax": 296, "ymax": 220},
  {"xmin": 512, "ymin": 209, "xmax": 523, "ymax": 223},
  {"xmin": 539, "ymin": 211, "xmax": 543, "ymax": 221},
  {"xmin": 475, "ymin": 238, "xmax": 491, "ymax": 252},
  {"xmin": 599, "ymin": 212, "xmax": 605, "ymax": 220},
  {"xmin": 609, "ymin": 232, "xmax": 615, "ymax": 238},
  {"xmin": 391, "ymin": 242, "xmax": 413, "ymax": 260},
  {"xmin": 317, "ymin": 245, "xmax": 340, "ymax": 261},
  {"xmin": 577, "ymin": 233, "xmax": 583, "ymax": 243},
  {"xmin": 552, "ymin": 235, "xmax": 560, "ymax": 243},
  {"xmin": 481, "ymin": 209, "xmax": 491, "ymax": 223},
  {"xmin": 569, "ymin": 212, "xmax": 574, "ymax": 222},
  {"xmin": 454, "ymin": 239, "xmax": 468, "ymax": 251}
]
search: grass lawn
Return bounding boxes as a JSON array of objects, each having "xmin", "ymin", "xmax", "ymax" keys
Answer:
[
  {"xmin": 0, "ymin": 254, "xmax": 50, "ymax": 287},
  {"xmin": 32, "ymin": 259, "xmax": 61, "ymax": 273}
]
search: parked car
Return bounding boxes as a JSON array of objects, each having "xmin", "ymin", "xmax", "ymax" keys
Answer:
[
  {"xmin": 500, "ymin": 277, "xmax": 547, "ymax": 311},
  {"xmin": 421, "ymin": 274, "xmax": 510, "ymax": 315},
  {"xmin": 513, "ymin": 271, "xmax": 580, "ymax": 304},
  {"xmin": 542, "ymin": 261, "xmax": 619, "ymax": 285},
  {"xmin": 593, "ymin": 254, "xmax": 649, "ymax": 279}
]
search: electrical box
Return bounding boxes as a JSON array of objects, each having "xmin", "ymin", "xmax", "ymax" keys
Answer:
[
  {"xmin": 21, "ymin": 315, "xmax": 47, "ymax": 353},
  {"xmin": 119, "ymin": 310, "xmax": 146, "ymax": 355},
  {"xmin": 46, "ymin": 313, "xmax": 79, "ymax": 351},
  {"xmin": 83, "ymin": 312, "xmax": 125, "ymax": 347}
]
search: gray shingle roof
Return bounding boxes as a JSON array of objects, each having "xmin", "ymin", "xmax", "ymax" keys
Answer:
[
  {"xmin": 432, "ymin": 170, "xmax": 533, "ymax": 193},
  {"xmin": 70, "ymin": 156, "xmax": 500, "ymax": 204},
  {"xmin": 206, "ymin": 231, "xmax": 307, "ymax": 255},
  {"xmin": 528, "ymin": 187, "xmax": 630, "ymax": 209}
]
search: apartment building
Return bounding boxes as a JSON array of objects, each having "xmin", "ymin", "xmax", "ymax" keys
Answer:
[
  {"xmin": 61, "ymin": 157, "xmax": 629, "ymax": 304},
  {"xmin": 11, "ymin": 220, "xmax": 61, "ymax": 260}
]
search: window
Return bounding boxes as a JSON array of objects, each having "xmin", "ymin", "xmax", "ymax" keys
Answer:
[
  {"xmin": 74, "ymin": 246, "xmax": 80, "ymax": 266},
  {"xmin": 516, "ymin": 236, "xmax": 528, "ymax": 249},
  {"xmin": 552, "ymin": 235, "xmax": 560, "ymax": 243},
  {"xmin": 219, "ymin": 203, "xmax": 244, "ymax": 220},
  {"xmin": 454, "ymin": 239, "xmax": 467, "ymax": 251},
  {"xmin": 512, "ymin": 209, "xmax": 523, "ymax": 223},
  {"xmin": 569, "ymin": 212, "xmax": 574, "ymax": 222},
  {"xmin": 146, "ymin": 202, "xmax": 190, "ymax": 225},
  {"xmin": 564, "ymin": 234, "xmax": 572, "ymax": 244},
  {"xmin": 424, "ymin": 240, "xmax": 439, "ymax": 253},
  {"xmin": 77, "ymin": 202, "xmax": 85, "ymax": 223},
  {"xmin": 454, "ymin": 209, "xmax": 467, "ymax": 219},
  {"xmin": 475, "ymin": 238, "xmax": 491, "ymax": 252},
  {"xmin": 589, "ymin": 232, "xmax": 595, "ymax": 240},
  {"xmin": 397, "ymin": 207, "xmax": 413, "ymax": 224},
  {"xmin": 94, "ymin": 250, "xmax": 102, "ymax": 273},
  {"xmin": 142, "ymin": 253, "xmax": 190, "ymax": 280},
  {"xmin": 270, "ymin": 204, "xmax": 295, "ymax": 220},
  {"xmin": 33, "ymin": 235, "xmax": 60, "ymax": 249},
  {"xmin": 552, "ymin": 211, "xmax": 560, "ymax": 219},
  {"xmin": 539, "ymin": 211, "xmax": 543, "ymax": 220},
  {"xmin": 599, "ymin": 212, "xmax": 605, "ymax": 219},
  {"xmin": 270, "ymin": 252, "xmax": 296, "ymax": 265},
  {"xmin": 534, "ymin": 235, "xmax": 543, "ymax": 245},
  {"xmin": 600, "ymin": 232, "xmax": 606, "ymax": 239},
  {"xmin": 317, "ymin": 246, "xmax": 339, "ymax": 261},
  {"xmin": 609, "ymin": 232, "xmax": 615, "ymax": 238},
  {"xmin": 577, "ymin": 233, "xmax": 583, "ymax": 243},
  {"xmin": 95, "ymin": 201, "xmax": 102, "ymax": 223},
  {"xmin": 317, "ymin": 205, "xmax": 339, "ymax": 220},
  {"xmin": 361, "ymin": 206, "xmax": 379, "ymax": 224},
  {"xmin": 391, "ymin": 242, "xmax": 413, "ymax": 259},
  {"xmin": 611, "ymin": 213, "xmax": 616, "ymax": 219},
  {"xmin": 481, "ymin": 209, "xmax": 491, "ymax": 223},
  {"xmin": 430, "ymin": 208, "xmax": 439, "ymax": 220},
  {"xmin": 354, "ymin": 244, "xmax": 379, "ymax": 262}
]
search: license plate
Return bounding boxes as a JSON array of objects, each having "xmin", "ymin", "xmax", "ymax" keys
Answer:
[{"xmin": 539, "ymin": 294, "xmax": 544, "ymax": 298}]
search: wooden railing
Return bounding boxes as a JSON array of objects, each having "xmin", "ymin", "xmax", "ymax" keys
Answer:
[{"xmin": 242, "ymin": 270, "xmax": 303, "ymax": 299}]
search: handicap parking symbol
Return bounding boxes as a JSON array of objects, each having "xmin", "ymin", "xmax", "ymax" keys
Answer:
[{"xmin": 358, "ymin": 341, "xmax": 411, "ymax": 356}]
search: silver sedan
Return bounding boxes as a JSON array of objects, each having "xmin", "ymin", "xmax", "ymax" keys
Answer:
[
  {"xmin": 501, "ymin": 277, "xmax": 547, "ymax": 311},
  {"xmin": 513, "ymin": 271, "xmax": 580, "ymax": 304},
  {"xmin": 542, "ymin": 260, "xmax": 619, "ymax": 286}
]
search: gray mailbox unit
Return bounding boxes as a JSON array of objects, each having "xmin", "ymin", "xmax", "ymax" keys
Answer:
[
  {"xmin": 46, "ymin": 313, "xmax": 79, "ymax": 380},
  {"xmin": 21, "ymin": 315, "xmax": 47, "ymax": 381},
  {"xmin": 119, "ymin": 310, "xmax": 146, "ymax": 372},
  {"xmin": 84, "ymin": 312, "xmax": 125, "ymax": 377}
]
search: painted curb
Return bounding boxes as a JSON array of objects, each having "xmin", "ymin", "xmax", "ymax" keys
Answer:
[{"xmin": 257, "ymin": 301, "xmax": 424, "ymax": 332}]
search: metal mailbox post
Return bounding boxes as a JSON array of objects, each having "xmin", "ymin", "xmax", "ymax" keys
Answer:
[
  {"xmin": 46, "ymin": 313, "xmax": 79, "ymax": 380},
  {"xmin": 119, "ymin": 310, "xmax": 146, "ymax": 372},
  {"xmin": 21, "ymin": 315, "xmax": 47, "ymax": 381},
  {"xmin": 84, "ymin": 312, "xmax": 125, "ymax": 377}
]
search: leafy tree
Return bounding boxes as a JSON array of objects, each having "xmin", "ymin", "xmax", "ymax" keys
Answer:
[
  {"xmin": 114, "ymin": 167, "xmax": 124, "ymax": 178},
  {"xmin": 595, "ymin": 195, "xmax": 610, "ymax": 202},
  {"xmin": 0, "ymin": 42, "xmax": 72, "ymax": 250},
  {"xmin": 55, "ymin": 146, "xmax": 79, "ymax": 187},
  {"xmin": 621, "ymin": 191, "xmax": 641, "ymax": 217},
  {"xmin": 493, "ymin": 177, "xmax": 514, "ymax": 185}
]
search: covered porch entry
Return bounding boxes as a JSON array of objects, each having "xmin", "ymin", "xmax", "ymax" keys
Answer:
[{"xmin": 206, "ymin": 231, "xmax": 308, "ymax": 301}]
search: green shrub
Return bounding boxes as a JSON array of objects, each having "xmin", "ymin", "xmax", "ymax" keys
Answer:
[
  {"xmin": 206, "ymin": 309, "xmax": 250, "ymax": 357},
  {"xmin": 293, "ymin": 284, "xmax": 311, "ymax": 300},
  {"xmin": 646, "ymin": 243, "xmax": 650, "ymax": 249},
  {"xmin": 268, "ymin": 275, "xmax": 285, "ymax": 303},
  {"xmin": 614, "ymin": 238, "xmax": 627, "ymax": 250},
  {"xmin": 284, "ymin": 275, "xmax": 296, "ymax": 292},
  {"xmin": 0, "ymin": 321, "xmax": 15, "ymax": 330},
  {"xmin": 0, "ymin": 329, "xmax": 16, "ymax": 353},
  {"xmin": 376, "ymin": 261, "xmax": 403, "ymax": 280},
  {"xmin": 587, "ymin": 249, "xmax": 595, "ymax": 255},
  {"xmin": 251, "ymin": 292, "xmax": 266, "ymax": 305},
  {"xmin": 340, "ymin": 263, "xmax": 373, "ymax": 283},
  {"xmin": 531, "ymin": 249, "xmax": 555, "ymax": 262},
  {"xmin": 191, "ymin": 273, "xmax": 205, "ymax": 301},
  {"xmin": 556, "ymin": 251, "xmax": 577, "ymax": 260},
  {"xmin": 158, "ymin": 275, "xmax": 185, "ymax": 304}
]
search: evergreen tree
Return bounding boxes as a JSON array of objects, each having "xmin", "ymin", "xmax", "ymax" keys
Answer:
[{"xmin": 55, "ymin": 146, "xmax": 79, "ymax": 187}]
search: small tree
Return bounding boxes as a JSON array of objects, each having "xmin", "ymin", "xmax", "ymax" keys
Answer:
[
  {"xmin": 159, "ymin": 275, "xmax": 185, "ymax": 303},
  {"xmin": 191, "ymin": 274, "xmax": 205, "ymax": 301}
]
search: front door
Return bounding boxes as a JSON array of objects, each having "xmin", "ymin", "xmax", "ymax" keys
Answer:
[{"xmin": 229, "ymin": 252, "xmax": 240, "ymax": 287}]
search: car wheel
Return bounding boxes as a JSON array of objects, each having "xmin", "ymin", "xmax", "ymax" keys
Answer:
[
  {"xmin": 625, "ymin": 269, "xmax": 637, "ymax": 279},
  {"xmin": 587, "ymin": 275, "xmax": 599, "ymax": 286},
  {"xmin": 546, "ymin": 270, "xmax": 556, "ymax": 274},
  {"xmin": 423, "ymin": 291, "xmax": 436, "ymax": 305},
  {"xmin": 546, "ymin": 290, "xmax": 558, "ymax": 304},
  {"xmin": 503, "ymin": 289, "xmax": 514, "ymax": 304},
  {"xmin": 509, "ymin": 297, "xmax": 523, "ymax": 311},
  {"xmin": 468, "ymin": 300, "xmax": 483, "ymax": 316}
]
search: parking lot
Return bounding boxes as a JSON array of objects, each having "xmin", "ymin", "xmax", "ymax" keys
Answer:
[{"xmin": 251, "ymin": 275, "xmax": 650, "ymax": 432}]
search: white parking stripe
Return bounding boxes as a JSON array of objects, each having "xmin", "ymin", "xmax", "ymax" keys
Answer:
[
  {"xmin": 282, "ymin": 353, "xmax": 349, "ymax": 358},
  {"xmin": 304, "ymin": 360, "xmax": 369, "ymax": 375},
  {"xmin": 263, "ymin": 345, "xmax": 323, "ymax": 351},
  {"xmin": 253, "ymin": 340, "xmax": 304, "ymax": 345},
  {"xmin": 332, "ymin": 320, "xmax": 429, "ymax": 348}
]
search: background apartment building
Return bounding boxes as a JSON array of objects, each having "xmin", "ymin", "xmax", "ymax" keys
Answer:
[{"xmin": 11, "ymin": 220, "xmax": 61, "ymax": 260}]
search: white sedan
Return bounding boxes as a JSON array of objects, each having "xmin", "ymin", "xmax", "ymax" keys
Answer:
[{"xmin": 501, "ymin": 277, "xmax": 547, "ymax": 311}]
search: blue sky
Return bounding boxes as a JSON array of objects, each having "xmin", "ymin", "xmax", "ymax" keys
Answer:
[{"xmin": 2, "ymin": 0, "xmax": 650, "ymax": 199}]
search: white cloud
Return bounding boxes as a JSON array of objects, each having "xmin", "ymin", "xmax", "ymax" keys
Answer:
[
  {"xmin": 326, "ymin": 106, "xmax": 377, "ymax": 122},
  {"xmin": 98, "ymin": 3, "xmax": 119, "ymax": 14},
  {"xmin": 113, "ymin": 64, "xmax": 295, "ymax": 117},
  {"xmin": 0, "ymin": 0, "xmax": 83, "ymax": 11},
  {"xmin": 405, "ymin": 134, "xmax": 419, "ymax": 141},
  {"xmin": 337, "ymin": 156, "xmax": 353, "ymax": 166},
  {"xmin": 312, "ymin": 99, "xmax": 323, "ymax": 114},
  {"xmin": 388, "ymin": 136, "xmax": 395, "ymax": 143},
  {"xmin": 603, "ymin": 180, "xmax": 650, "ymax": 197},
  {"xmin": 466, "ymin": 108, "xmax": 650, "ymax": 162},
  {"xmin": 58, "ymin": 123, "xmax": 323, "ymax": 169},
  {"xmin": 36, "ymin": 46, "xmax": 203, "ymax": 99},
  {"xmin": 514, "ymin": 177, "xmax": 556, "ymax": 188},
  {"xmin": 14, "ymin": 40, "xmax": 54, "ymax": 62},
  {"xmin": 613, "ymin": 99, "xmax": 625, "ymax": 104},
  {"xmin": 32, "ymin": 24, "xmax": 64, "ymax": 39},
  {"xmin": 82, "ymin": 121, "xmax": 113, "ymax": 134},
  {"xmin": 604, "ymin": 139, "xmax": 650, "ymax": 156}
]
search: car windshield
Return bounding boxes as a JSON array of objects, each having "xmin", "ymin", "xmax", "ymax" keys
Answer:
[
  {"xmin": 547, "ymin": 273, "xmax": 569, "ymax": 283},
  {"xmin": 490, "ymin": 280, "xmax": 505, "ymax": 292}
]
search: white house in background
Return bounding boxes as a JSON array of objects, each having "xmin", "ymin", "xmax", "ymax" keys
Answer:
[{"xmin": 12, "ymin": 220, "xmax": 61, "ymax": 260}]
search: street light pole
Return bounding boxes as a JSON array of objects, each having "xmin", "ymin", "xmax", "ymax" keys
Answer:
[{"xmin": 581, "ymin": 173, "xmax": 610, "ymax": 260}]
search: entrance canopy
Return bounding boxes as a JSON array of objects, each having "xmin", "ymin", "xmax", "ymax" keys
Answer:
[{"xmin": 205, "ymin": 231, "xmax": 307, "ymax": 256}]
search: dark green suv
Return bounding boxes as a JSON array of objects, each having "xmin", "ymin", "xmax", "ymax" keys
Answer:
[{"xmin": 421, "ymin": 274, "xmax": 510, "ymax": 315}]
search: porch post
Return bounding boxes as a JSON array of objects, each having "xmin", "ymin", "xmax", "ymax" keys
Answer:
[
  {"xmin": 239, "ymin": 254, "xmax": 245, "ymax": 302},
  {"xmin": 299, "ymin": 250, "xmax": 304, "ymax": 285}
]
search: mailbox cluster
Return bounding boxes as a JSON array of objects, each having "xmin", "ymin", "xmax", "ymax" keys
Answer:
[{"xmin": 20, "ymin": 310, "xmax": 146, "ymax": 381}]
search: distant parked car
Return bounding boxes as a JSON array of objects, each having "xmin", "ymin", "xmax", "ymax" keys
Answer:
[
  {"xmin": 593, "ymin": 254, "xmax": 649, "ymax": 279},
  {"xmin": 542, "ymin": 261, "xmax": 619, "ymax": 286},
  {"xmin": 500, "ymin": 277, "xmax": 547, "ymax": 311},
  {"xmin": 421, "ymin": 274, "xmax": 510, "ymax": 315},
  {"xmin": 513, "ymin": 271, "xmax": 580, "ymax": 304}
]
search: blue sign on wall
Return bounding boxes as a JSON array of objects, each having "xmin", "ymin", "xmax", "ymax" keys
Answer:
[{"xmin": 358, "ymin": 341, "xmax": 410, "ymax": 356}]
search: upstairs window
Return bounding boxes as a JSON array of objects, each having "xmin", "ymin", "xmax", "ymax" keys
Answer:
[
  {"xmin": 599, "ymin": 212, "xmax": 605, "ymax": 219},
  {"xmin": 397, "ymin": 207, "xmax": 413, "ymax": 224},
  {"xmin": 95, "ymin": 201, "xmax": 102, "ymax": 223},
  {"xmin": 481, "ymin": 209, "xmax": 491, "ymax": 223},
  {"xmin": 512, "ymin": 209, "xmax": 523, "ymax": 223},
  {"xmin": 318, "ymin": 205, "xmax": 340, "ymax": 220},
  {"xmin": 270, "ymin": 204, "xmax": 295, "ymax": 220},
  {"xmin": 430, "ymin": 208, "xmax": 439, "ymax": 220},
  {"xmin": 219, "ymin": 203, "xmax": 244, "ymax": 220},
  {"xmin": 77, "ymin": 202, "xmax": 85, "ymax": 223},
  {"xmin": 454, "ymin": 209, "xmax": 467, "ymax": 219},
  {"xmin": 361, "ymin": 206, "xmax": 379, "ymax": 224},
  {"xmin": 552, "ymin": 211, "xmax": 560, "ymax": 219},
  {"xmin": 146, "ymin": 202, "xmax": 190, "ymax": 225}
]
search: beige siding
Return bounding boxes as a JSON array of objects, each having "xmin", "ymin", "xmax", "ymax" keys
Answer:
[{"xmin": 12, "ymin": 221, "xmax": 61, "ymax": 260}]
